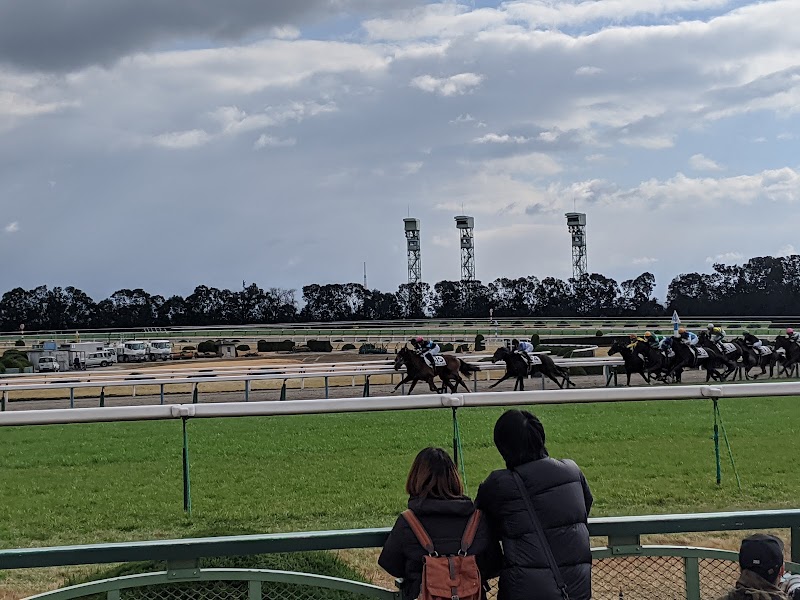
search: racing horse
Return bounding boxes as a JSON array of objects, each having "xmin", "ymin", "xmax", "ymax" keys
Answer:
[
  {"xmin": 608, "ymin": 340, "xmax": 651, "ymax": 386},
  {"xmin": 665, "ymin": 339, "xmax": 726, "ymax": 382},
  {"xmin": 730, "ymin": 338, "xmax": 775, "ymax": 379},
  {"xmin": 698, "ymin": 331, "xmax": 741, "ymax": 380},
  {"xmin": 488, "ymin": 347, "xmax": 574, "ymax": 390},
  {"xmin": 631, "ymin": 339, "xmax": 675, "ymax": 382},
  {"xmin": 773, "ymin": 335, "xmax": 800, "ymax": 377},
  {"xmin": 392, "ymin": 346, "xmax": 477, "ymax": 394}
]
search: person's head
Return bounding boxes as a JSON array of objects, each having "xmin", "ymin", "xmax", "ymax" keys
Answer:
[
  {"xmin": 644, "ymin": 331, "xmax": 653, "ymax": 338},
  {"xmin": 405, "ymin": 447, "xmax": 464, "ymax": 500},
  {"xmin": 493, "ymin": 410, "xmax": 548, "ymax": 469},
  {"xmin": 415, "ymin": 336, "xmax": 424, "ymax": 343},
  {"xmin": 679, "ymin": 327, "xmax": 687, "ymax": 335},
  {"xmin": 739, "ymin": 534, "xmax": 785, "ymax": 584},
  {"xmin": 512, "ymin": 339, "xmax": 519, "ymax": 348},
  {"xmin": 707, "ymin": 323, "xmax": 715, "ymax": 330},
  {"xmin": 787, "ymin": 328, "xmax": 794, "ymax": 336}
]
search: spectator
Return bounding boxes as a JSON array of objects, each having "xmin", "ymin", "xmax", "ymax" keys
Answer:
[
  {"xmin": 719, "ymin": 534, "xmax": 793, "ymax": 600},
  {"xmin": 476, "ymin": 410, "xmax": 593, "ymax": 600},
  {"xmin": 379, "ymin": 447, "xmax": 501, "ymax": 600}
]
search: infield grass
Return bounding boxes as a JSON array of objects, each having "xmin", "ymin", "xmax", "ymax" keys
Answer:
[{"xmin": 0, "ymin": 396, "xmax": 798, "ymax": 550}]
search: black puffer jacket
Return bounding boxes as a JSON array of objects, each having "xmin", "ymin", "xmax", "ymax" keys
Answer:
[
  {"xmin": 379, "ymin": 497, "xmax": 502, "ymax": 600},
  {"xmin": 475, "ymin": 458, "xmax": 593, "ymax": 600}
]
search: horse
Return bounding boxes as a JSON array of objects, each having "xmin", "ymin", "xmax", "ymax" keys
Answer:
[
  {"xmin": 488, "ymin": 347, "xmax": 574, "ymax": 390},
  {"xmin": 698, "ymin": 331, "xmax": 740, "ymax": 381},
  {"xmin": 773, "ymin": 335, "xmax": 800, "ymax": 377},
  {"xmin": 608, "ymin": 340, "xmax": 650, "ymax": 386},
  {"xmin": 730, "ymin": 338, "xmax": 775, "ymax": 380},
  {"xmin": 665, "ymin": 339, "xmax": 725, "ymax": 382},
  {"xmin": 393, "ymin": 346, "xmax": 477, "ymax": 394},
  {"xmin": 631, "ymin": 340, "xmax": 674, "ymax": 382}
]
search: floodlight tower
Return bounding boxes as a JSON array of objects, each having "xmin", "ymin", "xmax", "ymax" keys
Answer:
[
  {"xmin": 455, "ymin": 215, "xmax": 475, "ymax": 282},
  {"xmin": 565, "ymin": 212, "xmax": 587, "ymax": 279},
  {"xmin": 403, "ymin": 218, "xmax": 422, "ymax": 284}
]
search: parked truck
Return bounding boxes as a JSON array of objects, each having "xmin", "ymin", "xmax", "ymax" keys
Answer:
[
  {"xmin": 147, "ymin": 340, "xmax": 173, "ymax": 361},
  {"xmin": 115, "ymin": 341, "xmax": 149, "ymax": 363}
]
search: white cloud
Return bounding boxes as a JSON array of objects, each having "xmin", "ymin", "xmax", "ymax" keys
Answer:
[
  {"xmin": 410, "ymin": 73, "xmax": 484, "ymax": 96},
  {"xmin": 4, "ymin": 221, "xmax": 19, "ymax": 233},
  {"xmin": 620, "ymin": 134, "xmax": 676, "ymax": 150},
  {"xmin": 575, "ymin": 66, "xmax": 604, "ymax": 76},
  {"xmin": 705, "ymin": 252, "xmax": 744, "ymax": 265},
  {"xmin": 269, "ymin": 26, "xmax": 301, "ymax": 40},
  {"xmin": 689, "ymin": 153, "xmax": 725, "ymax": 171},
  {"xmin": 777, "ymin": 132, "xmax": 796, "ymax": 140},
  {"xmin": 253, "ymin": 134, "xmax": 296, "ymax": 149},
  {"xmin": 473, "ymin": 133, "xmax": 528, "ymax": 144},
  {"xmin": 150, "ymin": 129, "xmax": 211, "ymax": 149},
  {"xmin": 449, "ymin": 113, "xmax": 476, "ymax": 124},
  {"xmin": 402, "ymin": 161, "xmax": 424, "ymax": 175},
  {"xmin": 632, "ymin": 256, "xmax": 658, "ymax": 265},
  {"xmin": 777, "ymin": 244, "xmax": 797, "ymax": 257}
]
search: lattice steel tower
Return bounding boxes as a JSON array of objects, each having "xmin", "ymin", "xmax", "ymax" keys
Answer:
[
  {"xmin": 403, "ymin": 218, "xmax": 422, "ymax": 284},
  {"xmin": 565, "ymin": 212, "xmax": 587, "ymax": 279},
  {"xmin": 455, "ymin": 215, "xmax": 475, "ymax": 282}
]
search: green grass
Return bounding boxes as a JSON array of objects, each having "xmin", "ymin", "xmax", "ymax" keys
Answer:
[{"xmin": 0, "ymin": 397, "xmax": 798, "ymax": 550}]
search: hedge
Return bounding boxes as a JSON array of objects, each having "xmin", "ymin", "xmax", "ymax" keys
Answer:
[
  {"xmin": 236, "ymin": 344, "xmax": 250, "ymax": 352},
  {"xmin": 258, "ymin": 340, "xmax": 295, "ymax": 352},
  {"xmin": 197, "ymin": 340, "xmax": 217, "ymax": 353},
  {"xmin": 307, "ymin": 340, "xmax": 333, "ymax": 352}
]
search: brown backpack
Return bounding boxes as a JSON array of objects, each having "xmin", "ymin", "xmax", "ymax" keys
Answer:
[{"xmin": 402, "ymin": 509, "xmax": 483, "ymax": 600}]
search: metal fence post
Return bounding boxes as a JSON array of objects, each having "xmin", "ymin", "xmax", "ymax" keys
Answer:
[
  {"xmin": 160, "ymin": 384, "xmax": 165, "ymax": 405},
  {"xmin": 99, "ymin": 387, "xmax": 105, "ymax": 408},
  {"xmin": 192, "ymin": 383, "xmax": 198, "ymax": 404},
  {"xmin": 279, "ymin": 380, "xmax": 287, "ymax": 401},
  {"xmin": 248, "ymin": 581, "xmax": 261, "ymax": 600},
  {"xmin": 1, "ymin": 390, "xmax": 7, "ymax": 412},
  {"xmin": 324, "ymin": 376, "xmax": 329, "ymax": 399},
  {"xmin": 792, "ymin": 526, "xmax": 800, "ymax": 563},
  {"xmin": 70, "ymin": 387, "xmax": 75, "ymax": 409},
  {"xmin": 182, "ymin": 418, "xmax": 192, "ymax": 516},
  {"xmin": 245, "ymin": 380, "xmax": 250, "ymax": 402},
  {"xmin": 683, "ymin": 556, "xmax": 701, "ymax": 600},
  {"xmin": 362, "ymin": 376, "xmax": 370, "ymax": 397}
]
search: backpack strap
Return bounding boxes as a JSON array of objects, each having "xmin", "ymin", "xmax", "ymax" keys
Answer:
[
  {"xmin": 402, "ymin": 510, "xmax": 436, "ymax": 555},
  {"xmin": 460, "ymin": 509, "xmax": 482, "ymax": 554}
]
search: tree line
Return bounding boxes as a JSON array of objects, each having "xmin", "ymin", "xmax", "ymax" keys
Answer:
[{"xmin": 2, "ymin": 255, "xmax": 798, "ymax": 332}]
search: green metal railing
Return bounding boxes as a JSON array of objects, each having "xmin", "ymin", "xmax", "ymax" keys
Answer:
[{"xmin": 2, "ymin": 509, "xmax": 798, "ymax": 600}]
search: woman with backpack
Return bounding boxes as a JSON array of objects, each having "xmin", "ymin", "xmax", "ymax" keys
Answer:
[
  {"xmin": 476, "ymin": 410, "xmax": 593, "ymax": 600},
  {"xmin": 379, "ymin": 447, "xmax": 501, "ymax": 600}
]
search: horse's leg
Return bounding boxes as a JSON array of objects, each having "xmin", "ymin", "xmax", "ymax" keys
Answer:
[
  {"xmin": 489, "ymin": 372, "xmax": 514, "ymax": 389},
  {"xmin": 546, "ymin": 371, "xmax": 564, "ymax": 389},
  {"xmin": 406, "ymin": 379, "xmax": 419, "ymax": 394},
  {"xmin": 392, "ymin": 374, "xmax": 413, "ymax": 392},
  {"xmin": 454, "ymin": 374, "xmax": 471, "ymax": 393},
  {"xmin": 641, "ymin": 370, "xmax": 650, "ymax": 385}
]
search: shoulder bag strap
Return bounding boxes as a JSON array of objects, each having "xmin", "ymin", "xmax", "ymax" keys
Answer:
[
  {"xmin": 402, "ymin": 510, "xmax": 437, "ymax": 555},
  {"xmin": 460, "ymin": 509, "xmax": 482, "ymax": 554},
  {"xmin": 511, "ymin": 471, "xmax": 570, "ymax": 600}
]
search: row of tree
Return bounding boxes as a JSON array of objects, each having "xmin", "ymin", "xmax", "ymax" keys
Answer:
[{"xmin": 1, "ymin": 255, "xmax": 798, "ymax": 332}]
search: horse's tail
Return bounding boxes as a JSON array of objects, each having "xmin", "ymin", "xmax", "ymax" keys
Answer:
[{"xmin": 459, "ymin": 360, "xmax": 480, "ymax": 376}]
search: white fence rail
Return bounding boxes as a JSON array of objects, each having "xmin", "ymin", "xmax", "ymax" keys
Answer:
[{"xmin": 0, "ymin": 381, "xmax": 798, "ymax": 427}]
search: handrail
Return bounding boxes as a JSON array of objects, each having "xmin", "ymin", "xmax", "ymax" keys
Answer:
[
  {"xmin": 1, "ymin": 509, "xmax": 798, "ymax": 569},
  {"xmin": 3, "ymin": 381, "xmax": 800, "ymax": 426}
]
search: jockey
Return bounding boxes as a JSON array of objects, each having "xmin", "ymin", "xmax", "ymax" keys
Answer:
[
  {"xmin": 710, "ymin": 326, "xmax": 727, "ymax": 353},
  {"xmin": 627, "ymin": 333, "xmax": 646, "ymax": 349},
  {"xmin": 410, "ymin": 336, "xmax": 440, "ymax": 364},
  {"xmin": 643, "ymin": 331, "xmax": 664, "ymax": 349},
  {"xmin": 742, "ymin": 331, "xmax": 764, "ymax": 354},
  {"xmin": 512, "ymin": 339, "xmax": 534, "ymax": 368},
  {"xmin": 787, "ymin": 328, "xmax": 800, "ymax": 346},
  {"xmin": 679, "ymin": 327, "xmax": 698, "ymax": 346}
]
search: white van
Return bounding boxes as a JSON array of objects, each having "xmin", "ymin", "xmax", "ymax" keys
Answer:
[
  {"xmin": 86, "ymin": 352, "xmax": 112, "ymax": 368},
  {"xmin": 103, "ymin": 349, "xmax": 118, "ymax": 364},
  {"xmin": 37, "ymin": 356, "xmax": 60, "ymax": 372}
]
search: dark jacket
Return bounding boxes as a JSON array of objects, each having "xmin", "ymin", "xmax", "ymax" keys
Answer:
[
  {"xmin": 718, "ymin": 569, "xmax": 789, "ymax": 600},
  {"xmin": 379, "ymin": 496, "xmax": 502, "ymax": 600},
  {"xmin": 475, "ymin": 457, "xmax": 593, "ymax": 600}
]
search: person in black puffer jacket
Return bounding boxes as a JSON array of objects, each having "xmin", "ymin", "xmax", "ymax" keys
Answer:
[
  {"xmin": 476, "ymin": 410, "xmax": 593, "ymax": 600},
  {"xmin": 379, "ymin": 447, "xmax": 502, "ymax": 600}
]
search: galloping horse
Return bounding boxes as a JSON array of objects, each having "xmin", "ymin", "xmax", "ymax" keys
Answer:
[
  {"xmin": 698, "ymin": 331, "xmax": 741, "ymax": 380},
  {"xmin": 488, "ymin": 347, "xmax": 573, "ymax": 390},
  {"xmin": 631, "ymin": 340, "xmax": 673, "ymax": 382},
  {"xmin": 393, "ymin": 346, "xmax": 477, "ymax": 394},
  {"xmin": 608, "ymin": 340, "xmax": 650, "ymax": 386},
  {"xmin": 730, "ymin": 338, "xmax": 775, "ymax": 379},
  {"xmin": 665, "ymin": 339, "xmax": 725, "ymax": 382},
  {"xmin": 773, "ymin": 335, "xmax": 800, "ymax": 377}
]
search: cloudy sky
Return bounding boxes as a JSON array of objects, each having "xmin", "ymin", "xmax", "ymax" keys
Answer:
[{"xmin": 1, "ymin": 0, "xmax": 799, "ymax": 300}]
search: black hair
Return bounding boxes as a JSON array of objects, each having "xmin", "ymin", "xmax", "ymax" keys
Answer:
[{"xmin": 493, "ymin": 409, "xmax": 548, "ymax": 468}]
